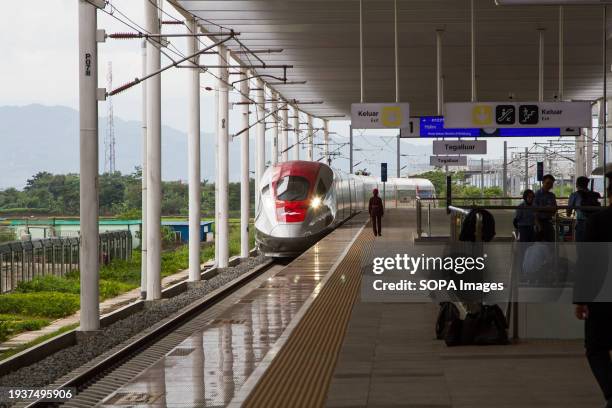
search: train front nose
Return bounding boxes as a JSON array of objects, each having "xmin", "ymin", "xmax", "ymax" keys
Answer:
[
  {"xmin": 255, "ymin": 161, "xmax": 333, "ymax": 257},
  {"xmin": 257, "ymin": 221, "xmax": 326, "ymax": 257}
]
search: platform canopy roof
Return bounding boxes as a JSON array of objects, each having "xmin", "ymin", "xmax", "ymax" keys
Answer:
[{"xmin": 171, "ymin": 0, "xmax": 611, "ymax": 119}]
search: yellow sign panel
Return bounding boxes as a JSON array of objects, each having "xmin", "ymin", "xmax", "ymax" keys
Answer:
[
  {"xmin": 471, "ymin": 105, "xmax": 493, "ymax": 126},
  {"xmin": 381, "ymin": 106, "xmax": 403, "ymax": 127}
]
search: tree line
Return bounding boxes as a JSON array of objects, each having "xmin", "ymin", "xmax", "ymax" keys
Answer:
[{"xmin": 0, "ymin": 169, "xmax": 255, "ymax": 217}]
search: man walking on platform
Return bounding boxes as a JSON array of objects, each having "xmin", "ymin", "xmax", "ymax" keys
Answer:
[
  {"xmin": 575, "ymin": 172, "xmax": 612, "ymax": 408},
  {"xmin": 567, "ymin": 176, "xmax": 601, "ymax": 242},
  {"xmin": 534, "ymin": 174, "xmax": 557, "ymax": 242},
  {"xmin": 369, "ymin": 188, "xmax": 384, "ymax": 237}
]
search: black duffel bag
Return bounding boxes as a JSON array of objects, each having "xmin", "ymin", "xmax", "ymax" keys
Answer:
[{"xmin": 439, "ymin": 304, "xmax": 509, "ymax": 347}]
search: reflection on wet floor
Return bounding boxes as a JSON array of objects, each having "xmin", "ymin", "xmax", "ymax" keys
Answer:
[{"xmin": 99, "ymin": 220, "xmax": 363, "ymax": 407}]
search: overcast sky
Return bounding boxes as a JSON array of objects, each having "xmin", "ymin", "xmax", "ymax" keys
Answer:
[{"xmin": 1, "ymin": 0, "xmax": 552, "ymax": 177}]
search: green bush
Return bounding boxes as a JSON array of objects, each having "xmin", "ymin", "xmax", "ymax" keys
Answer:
[
  {"xmin": 0, "ymin": 321, "xmax": 8, "ymax": 342},
  {"xmin": 99, "ymin": 257, "xmax": 141, "ymax": 286},
  {"xmin": 0, "ymin": 315, "xmax": 50, "ymax": 341},
  {"xmin": 16, "ymin": 275, "xmax": 80, "ymax": 294},
  {"xmin": 0, "ymin": 227, "xmax": 16, "ymax": 243},
  {"xmin": 0, "ymin": 293, "xmax": 80, "ymax": 318},
  {"xmin": 99, "ymin": 280, "xmax": 133, "ymax": 299}
]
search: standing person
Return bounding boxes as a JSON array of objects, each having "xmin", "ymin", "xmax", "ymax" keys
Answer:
[
  {"xmin": 514, "ymin": 189, "xmax": 536, "ymax": 242},
  {"xmin": 369, "ymin": 188, "xmax": 384, "ymax": 237},
  {"xmin": 575, "ymin": 172, "xmax": 612, "ymax": 408},
  {"xmin": 567, "ymin": 176, "xmax": 601, "ymax": 242},
  {"xmin": 534, "ymin": 174, "xmax": 557, "ymax": 242}
]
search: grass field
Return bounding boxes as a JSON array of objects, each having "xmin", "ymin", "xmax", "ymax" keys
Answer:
[{"xmin": 0, "ymin": 220, "xmax": 254, "ymax": 349}]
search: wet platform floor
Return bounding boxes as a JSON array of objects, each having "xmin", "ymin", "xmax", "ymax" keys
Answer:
[{"xmin": 98, "ymin": 215, "xmax": 367, "ymax": 407}]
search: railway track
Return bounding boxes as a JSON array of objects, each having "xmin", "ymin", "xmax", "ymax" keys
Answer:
[{"xmin": 15, "ymin": 259, "xmax": 280, "ymax": 408}]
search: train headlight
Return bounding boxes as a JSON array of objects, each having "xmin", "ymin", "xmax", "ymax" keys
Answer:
[{"xmin": 310, "ymin": 196, "xmax": 322, "ymax": 209}]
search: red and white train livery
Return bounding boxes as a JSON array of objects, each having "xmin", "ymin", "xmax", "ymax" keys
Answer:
[{"xmin": 255, "ymin": 160, "xmax": 435, "ymax": 257}]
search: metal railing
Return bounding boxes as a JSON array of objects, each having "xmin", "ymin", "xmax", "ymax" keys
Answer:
[{"xmin": 0, "ymin": 230, "xmax": 132, "ymax": 294}]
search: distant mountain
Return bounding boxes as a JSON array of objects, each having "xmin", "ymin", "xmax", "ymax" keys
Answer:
[
  {"xmin": 0, "ymin": 104, "xmax": 244, "ymax": 189},
  {"xmin": 0, "ymin": 104, "xmax": 432, "ymax": 189}
]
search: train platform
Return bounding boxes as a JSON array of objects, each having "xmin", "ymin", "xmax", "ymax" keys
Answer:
[
  {"xmin": 96, "ymin": 213, "xmax": 368, "ymax": 407},
  {"xmin": 99, "ymin": 209, "xmax": 601, "ymax": 407}
]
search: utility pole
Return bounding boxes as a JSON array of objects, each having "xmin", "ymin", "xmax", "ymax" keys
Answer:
[
  {"xmin": 396, "ymin": 134, "xmax": 400, "ymax": 178},
  {"xmin": 78, "ymin": 0, "xmax": 100, "ymax": 331},
  {"xmin": 587, "ymin": 127, "xmax": 594, "ymax": 175},
  {"xmin": 349, "ymin": 125, "xmax": 353, "ymax": 173},
  {"xmin": 503, "ymin": 141, "xmax": 508, "ymax": 197},
  {"xmin": 324, "ymin": 120, "xmax": 330, "ymax": 166},
  {"xmin": 280, "ymin": 100, "xmax": 289, "ymax": 162},
  {"xmin": 480, "ymin": 158, "xmax": 485, "ymax": 194},
  {"xmin": 293, "ymin": 106, "xmax": 300, "ymax": 161},
  {"xmin": 105, "ymin": 61, "xmax": 116, "ymax": 173},
  {"xmin": 271, "ymin": 94, "xmax": 278, "ymax": 165},
  {"xmin": 524, "ymin": 147, "xmax": 529, "ymax": 191},
  {"xmin": 307, "ymin": 115, "xmax": 314, "ymax": 161}
]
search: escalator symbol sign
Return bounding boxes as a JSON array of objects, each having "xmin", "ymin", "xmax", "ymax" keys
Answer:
[{"xmin": 496, "ymin": 105, "xmax": 515, "ymax": 125}]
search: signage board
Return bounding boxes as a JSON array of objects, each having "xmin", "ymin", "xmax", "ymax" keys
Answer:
[
  {"xmin": 400, "ymin": 116, "xmax": 580, "ymax": 138},
  {"xmin": 433, "ymin": 140, "xmax": 487, "ymax": 155},
  {"xmin": 430, "ymin": 156, "xmax": 468, "ymax": 167},
  {"xmin": 351, "ymin": 103, "xmax": 410, "ymax": 129},
  {"xmin": 444, "ymin": 102, "xmax": 591, "ymax": 128},
  {"xmin": 381, "ymin": 163, "xmax": 388, "ymax": 182}
]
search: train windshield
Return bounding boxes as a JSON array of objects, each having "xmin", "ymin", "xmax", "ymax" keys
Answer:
[{"xmin": 276, "ymin": 176, "xmax": 310, "ymax": 201}]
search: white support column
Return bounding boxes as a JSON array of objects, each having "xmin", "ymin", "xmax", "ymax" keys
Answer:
[
  {"xmin": 271, "ymin": 93, "xmax": 278, "ymax": 165},
  {"xmin": 324, "ymin": 120, "xmax": 330, "ymax": 166},
  {"xmin": 78, "ymin": 0, "xmax": 100, "ymax": 331},
  {"xmin": 293, "ymin": 107, "xmax": 300, "ymax": 161},
  {"xmin": 140, "ymin": 39, "xmax": 147, "ymax": 298},
  {"xmin": 145, "ymin": 0, "xmax": 162, "ymax": 300},
  {"xmin": 216, "ymin": 45, "xmax": 230, "ymax": 268},
  {"xmin": 280, "ymin": 100, "xmax": 289, "ymax": 162},
  {"xmin": 240, "ymin": 68, "xmax": 250, "ymax": 259},
  {"xmin": 255, "ymin": 79, "xmax": 265, "ymax": 213},
  {"xmin": 307, "ymin": 115, "xmax": 314, "ymax": 161},
  {"xmin": 187, "ymin": 19, "xmax": 201, "ymax": 282}
]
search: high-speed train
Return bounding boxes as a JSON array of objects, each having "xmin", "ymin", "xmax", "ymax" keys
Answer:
[{"xmin": 255, "ymin": 160, "xmax": 435, "ymax": 257}]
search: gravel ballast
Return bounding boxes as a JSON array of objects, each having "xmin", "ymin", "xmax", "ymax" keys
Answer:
[{"xmin": 0, "ymin": 255, "xmax": 267, "ymax": 389}]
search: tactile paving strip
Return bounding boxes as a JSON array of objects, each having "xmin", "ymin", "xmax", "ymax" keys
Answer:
[{"xmin": 243, "ymin": 223, "xmax": 373, "ymax": 408}]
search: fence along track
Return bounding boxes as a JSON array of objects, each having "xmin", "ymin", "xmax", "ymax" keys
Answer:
[{"xmin": 0, "ymin": 231, "xmax": 132, "ymax": 293}]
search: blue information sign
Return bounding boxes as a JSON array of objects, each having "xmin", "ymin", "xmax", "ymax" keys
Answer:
[{"xmin": 401, "ymin": 116, "xmax": 579, "ymax": 138}]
